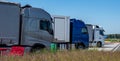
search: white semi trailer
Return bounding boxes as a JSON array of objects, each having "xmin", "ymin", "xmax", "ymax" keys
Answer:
[
  {"xmin": 86, "ymin": 24, "xmax": 105, "ymax": 47},
  {"xmin": 0, "ymin": 2, "xmax": 54, "ymax": 52}
]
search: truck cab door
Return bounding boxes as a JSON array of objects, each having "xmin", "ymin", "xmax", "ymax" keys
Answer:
[
  {"xmin": 99, "ymin": 30, "xmax": 105, "ymax": 43},
  {"xmin": 94, "ymin": 29, "xmax": 104, "ymax": 42},
  {"xmin": 39, "ymin": 20, "xmax": 53, "ymax": 42},
  {"xmin": 81, "ymin": 27, "xmax": 89, "ymax": 47}
]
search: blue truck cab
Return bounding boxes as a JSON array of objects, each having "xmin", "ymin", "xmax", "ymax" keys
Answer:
[{"xmin": 70, "ymin": 19, "xmax": 89, "ymax": 49}]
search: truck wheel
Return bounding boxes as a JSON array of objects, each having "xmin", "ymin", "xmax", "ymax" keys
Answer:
[
  {"xmin": 76, "ymin": 43, "xmax": 85, "ymax": 49},
  {"xmin": 31, "ymin": 44, "xmax": 46, "ymax": 53},
  {"xmin": 97, "ymin": 42, "xmax": 102, "ymax": 47}
]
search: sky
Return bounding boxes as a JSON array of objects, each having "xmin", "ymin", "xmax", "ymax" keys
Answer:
[{"xmin": 6, "ymin": 0, "xmax": 120, "ymax": 34}]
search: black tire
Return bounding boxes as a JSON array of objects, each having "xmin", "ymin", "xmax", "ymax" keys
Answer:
[
  {"xmin": 76, "ymin": 43, "xmax": 85, "ymax": 49},
  {"xmin": 31, "ymin": 44, "xmax": 46, "ymax": 53},
  {"xmin": 97, "ymin": 42, "xmax": 102, "ymax": 47}
]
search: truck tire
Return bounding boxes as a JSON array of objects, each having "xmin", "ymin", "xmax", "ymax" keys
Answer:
[
  {"xmin": 97, "ymin": 42, "xmax": 102, "ymax": 47},
  {"xmin": 30, "ymin": 44, "xmax": 46, "ymax": 53},
  {"xmin": 76, "ymin": 43, "xmax": 85, "ymax": 49}
]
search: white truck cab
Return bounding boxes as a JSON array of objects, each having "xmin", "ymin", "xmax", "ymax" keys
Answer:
[{"xmin": 86, "ymin": 24, "xmax": 105, "ymax": 47}]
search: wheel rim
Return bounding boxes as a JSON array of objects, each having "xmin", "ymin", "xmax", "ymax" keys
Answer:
[{"xmin": 97, "ymin": 42, "xmax": 101, "ymax": 47}]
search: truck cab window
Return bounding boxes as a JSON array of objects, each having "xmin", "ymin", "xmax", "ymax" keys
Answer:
[
  {"xmin": 40, "ymin": 20, "xmax": 48, "ymax": 31},
  {"xmin": 40, "ymin": 20, "xmax": 53, "ymax": 35},
  {"xmin": 100, "ymin": 30, "xmax": 104, "ymax": 36},
  {"xmin": 81, "ymin": 27, "xmax": 88, "ymax": 34}
]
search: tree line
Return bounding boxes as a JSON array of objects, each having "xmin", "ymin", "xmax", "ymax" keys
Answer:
[{"xmin": 106, "ymin": 34, "xmax": 120, "ymax": 39}]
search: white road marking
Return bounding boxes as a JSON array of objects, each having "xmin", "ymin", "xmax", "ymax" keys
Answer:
[{"xmin": 112, "ymin": 43, "xmax": 120, "ymax": 52}]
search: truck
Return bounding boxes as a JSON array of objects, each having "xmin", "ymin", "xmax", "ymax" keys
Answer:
[
  {"xmin": 70, "ymin": 19, "xmax": 89, "ymax": 49},
  {"xmin": 86, "ymin": 24, "xmax": 105, "ymax": 47},
  {"xmin": 0, "ymin": 2, "xmax": 54, "ymax": 53},
  {"xmin": 0, "ymin": 2, "xmax": 90, "ymax": 55},
  {"xmin": 52, "ymin": 15, "xmax": 89, "ymax": 49}
]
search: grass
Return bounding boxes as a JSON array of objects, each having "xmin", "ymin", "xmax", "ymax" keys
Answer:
[{"xmin": 0, "ymin": 50, "xmax": 120, "ymax": 61}]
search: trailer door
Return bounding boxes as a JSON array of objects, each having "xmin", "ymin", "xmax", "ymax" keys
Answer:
[{"xmin": 54, "ymin": 17, "xmax": 65, "ymax": 42}]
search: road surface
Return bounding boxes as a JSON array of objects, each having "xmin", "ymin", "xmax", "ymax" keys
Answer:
[
  {"xmin": 112, "ymin": 43, "xmax": 120, "ymax": 52},
  {"xmin": 89, "ymin": 42, "xmax": 120, "ymax": 51}
]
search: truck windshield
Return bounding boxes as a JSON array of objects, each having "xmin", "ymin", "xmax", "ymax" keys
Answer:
[{"xmin": 81, "ymin": 27, "xmax": 88, "ymax": 34}]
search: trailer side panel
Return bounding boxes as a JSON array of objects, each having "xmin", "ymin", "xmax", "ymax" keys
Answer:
[{"xmin": 0, "ymin": 2, "xmax": 20, "ymax": 45}]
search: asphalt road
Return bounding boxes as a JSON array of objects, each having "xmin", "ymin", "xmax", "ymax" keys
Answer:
[{"xmin": 89, "ymin": 42, "xmax": 120, "ymax": 51}]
